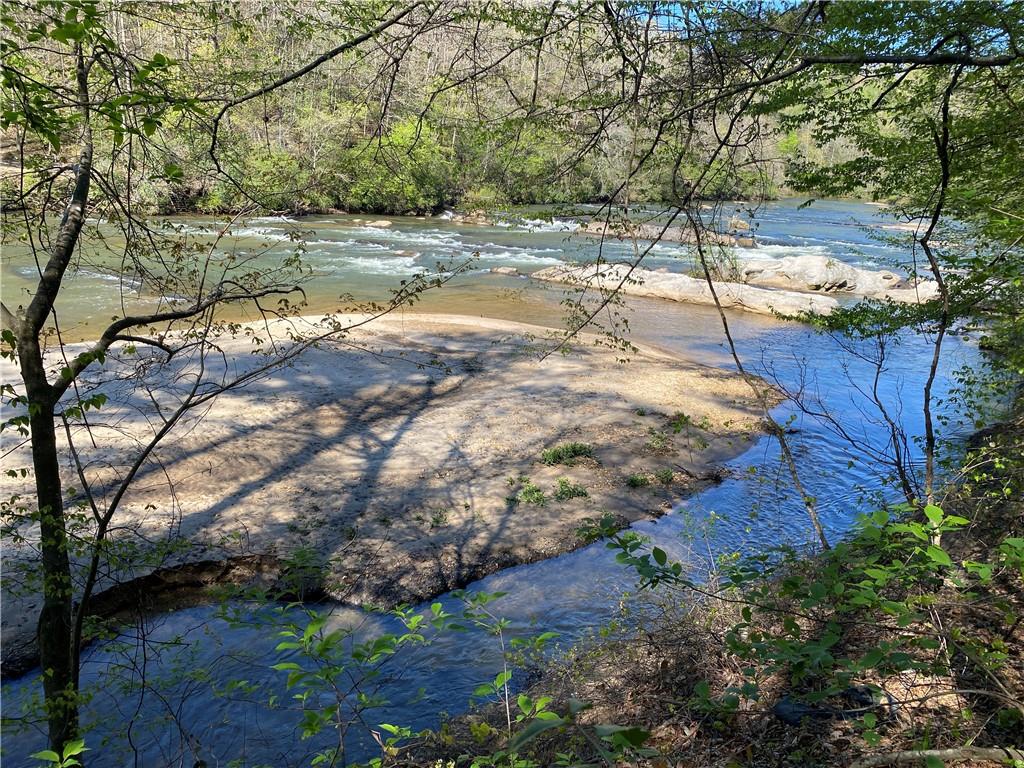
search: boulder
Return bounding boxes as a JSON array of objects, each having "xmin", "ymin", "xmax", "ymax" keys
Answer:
[
  {"xmin": 490, "ymin": 266, "xmax": 520, "ymax": 276},
  {"xmin": 738, "ymin": 254, "xmax": 939, "ymax": 302},
  {"xmin": 532, "ymin": 264, "xmax": 838, "ymax": 317},
  {"xmin": 878, "ymin": 283, "xmax": 941, "ymax": 303},
  {"xmin": 449, "ymin": 210, "xmax": 492, "ymax": 226}
]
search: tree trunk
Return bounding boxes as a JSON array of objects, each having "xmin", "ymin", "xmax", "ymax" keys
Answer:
[{"xmin": 20, "ymin": 337, "xmax": 77, "ymax": 750}]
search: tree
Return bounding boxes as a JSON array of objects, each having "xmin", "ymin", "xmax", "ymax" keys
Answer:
[
  {"xmin": 1, "ymin": 2, "xmax": 653, "ymax": 757},
  {"xmin": 0, "ymin": 0, "xmax": 480, "ymax": 754}
]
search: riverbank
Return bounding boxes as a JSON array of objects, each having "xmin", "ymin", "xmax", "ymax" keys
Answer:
[
  {"xmin": 421, "ymin": 406, "xmax": 1024, "ymax": 768},
  {"xmin": 0, "ymin": 312, "xmax": 772, "ymax": 677}
]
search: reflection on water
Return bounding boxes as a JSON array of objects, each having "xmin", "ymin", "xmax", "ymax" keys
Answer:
[{"xmin": 1, "ymin": 200, "xmax": 977, "ymax": 767}]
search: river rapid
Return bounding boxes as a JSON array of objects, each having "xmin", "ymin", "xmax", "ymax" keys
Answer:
[{"xmin": 0, "ymin": 200, "xmax": 980, "ymax": 766}]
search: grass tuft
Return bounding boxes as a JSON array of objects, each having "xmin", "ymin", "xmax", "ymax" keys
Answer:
[
  {"xmin": 517, "ymin": 478, "xmax": 547, "ymax": 506},
  {"xmin": 554, "ymin": 477, "xmax": 588, "ymax": 501},
  {"xmin": 540, "ymin": 442, "xmax": 593, "ymax": 466},
  {"xmin": 626, "ymin": 473, "xmax": 650, "ymax": 488}
]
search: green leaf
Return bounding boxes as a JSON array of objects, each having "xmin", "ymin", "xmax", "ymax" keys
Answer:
[
  {"xmin": 302, "ymin": 616, "xmax": 326, "ymax": 642},
  {"xmin": 61, "ymin": 740, "xmax": 88, "ymax": 758},
  {"xmin": 925, "ymin": 757, "xmax": 944, "ymax": 768},
  {"xmin": 30, "ymin": 751, "xmax": 61, "ymax": 764},
  {"xmin": 517, "ymin": 693, "xmax": 531, "ymax": 714},
  {"xmin": 594, "ymin": 724, "xmax": 650, "ymax": 747},
  {"xmin": 652, "ymin": 547, "xmax": 667, "ymax": 566},
  {"xmin": 924, "ymin": 505, "xmax": 944, "ymax": 527},
  {"xmin": 926, "ymin": 545, "xmax": 952, "ymax": 567},
  {"xmin": 568, "ymin": 697, "xmax": 591, "ymax": 715},
  {"xmin": 508, "ymin": 715, "xmax": 564, "ymax": 750}
]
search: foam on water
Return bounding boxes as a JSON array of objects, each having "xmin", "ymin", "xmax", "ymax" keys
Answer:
[
  {"xmin": 250, "ymin": 215, "xmax": 299, "ymax": 224},
  {"xmin": 345, "ymin": 226, "xmax": 464, "ymax": 247},
  {"xmin": 512, "ymin": 217, "xmax": 580, "ymax": 233},
  {"xmin": 227, "ymin": 226, "xmax": 294, "ymax": 241},
  {"xmin": 472, "ymin": 250, "xmax": 563, "ymax": 266},
  {"xmin": 76, "ymin": 269, "xmax": 143, "ymax": 289},
  {"xmin": 319, "ymin": 254, "xmax": 422, "ymax": 276}
]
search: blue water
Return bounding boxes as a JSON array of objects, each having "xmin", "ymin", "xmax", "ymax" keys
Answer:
[{"xmin": 1, "ymin": 200, "xmax": 977, "ymax": 767}]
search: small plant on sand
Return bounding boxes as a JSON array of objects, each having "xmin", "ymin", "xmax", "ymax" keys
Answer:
[
  {"xmin": 655, "ymin": 468, "xmax": 674, "ymax": 485},
  {"xmin": 627, "ymin": 474, "xmax": 650, "ymax": 489},
  {"xmin": 540, "ymin": 442, "xmax": 593, "ymax": 465},
  {"xmin": 278, "ymin": 545, "xmax": 327, "ymax": 601},
  {"xmin": 554, "ymin": 477, "xmax": 588, "ymax": 501},
  {"xmin": 517, "ymin": 479, "xmax": 547, "ymax": 506},
  {"xmin": 645, "ymin": 429, "xmax": 672, "ymax": 453},
  {"xmin": 430, "ymin": 509, "xmax": 450, "ymax": 528},
  {"xmin": 668, "ymin": 411, "xmax": 711, "ymax": 459}
]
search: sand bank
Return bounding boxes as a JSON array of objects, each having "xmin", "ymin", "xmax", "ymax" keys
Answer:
[{"xmin": 1, "ymin": 313, "xmax": 768, "ymax": 673}]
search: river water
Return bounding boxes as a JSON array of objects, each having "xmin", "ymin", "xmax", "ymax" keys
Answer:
[{"xmin": 0, "ymin": 200, "xmax": 979, "ymax": 767}]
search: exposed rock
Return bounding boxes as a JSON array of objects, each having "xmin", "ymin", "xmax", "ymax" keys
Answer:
[
  {"xmin": 367, "ymin": 219, "xmax": 393, "ymax": 227},
  {"xmin": 532, "ymin": 263, "xmax": 839, "ymax": 316},
  {"xmin": 738, "ymin": 254, "xmax": 939, "ymax": 302},
  {"xmin": 490, "ymin": 266, "xmax": 520, "ymax": 276},
  {"xmin": 877, "ymin": 283, "xmax": 942, "ymax": 303},
  {"xmin": 449, "ymin": 209, "xmax": 492, "ymax": 225}
]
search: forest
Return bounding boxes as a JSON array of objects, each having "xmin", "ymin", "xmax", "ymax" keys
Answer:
[{"xmin": 1, "ymin": 2, "xmax": 1022, "ymax": 767}]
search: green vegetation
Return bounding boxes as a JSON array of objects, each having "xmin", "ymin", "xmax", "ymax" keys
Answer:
[
  {"xmin": 553, "ymin": 478, "xmax": 588, "ymax": 502},
  {"xmin": 644, "ymin": 429, "xmax": 672, "ymax": 453},
  {"xmin": 654, "ymin": 469, "xmax": 674, "ymax": 485},
  {"xmin": 516, "ymin": 479, "xmax": 546, "ymax": 507},
  {"xmin": 539, "ymin": 442, "xmax": 593, "ymax": 466},
  {"xmin": 626, "ymin": 474, "xmax": 650, "ymax": 489}
]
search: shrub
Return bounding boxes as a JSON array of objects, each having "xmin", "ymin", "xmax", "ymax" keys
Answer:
[
  {"xmin": 655, "ymin": 468, "xmax": 674, "ymax": 485},
  {"xmin": 540, "ymin": 442, "xmax": 593, "ymax": 466}
]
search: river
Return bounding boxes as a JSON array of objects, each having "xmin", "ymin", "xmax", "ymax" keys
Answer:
[{"xmin": 0, "ymin": 199, "xmax": 978, "ymax": 767}]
